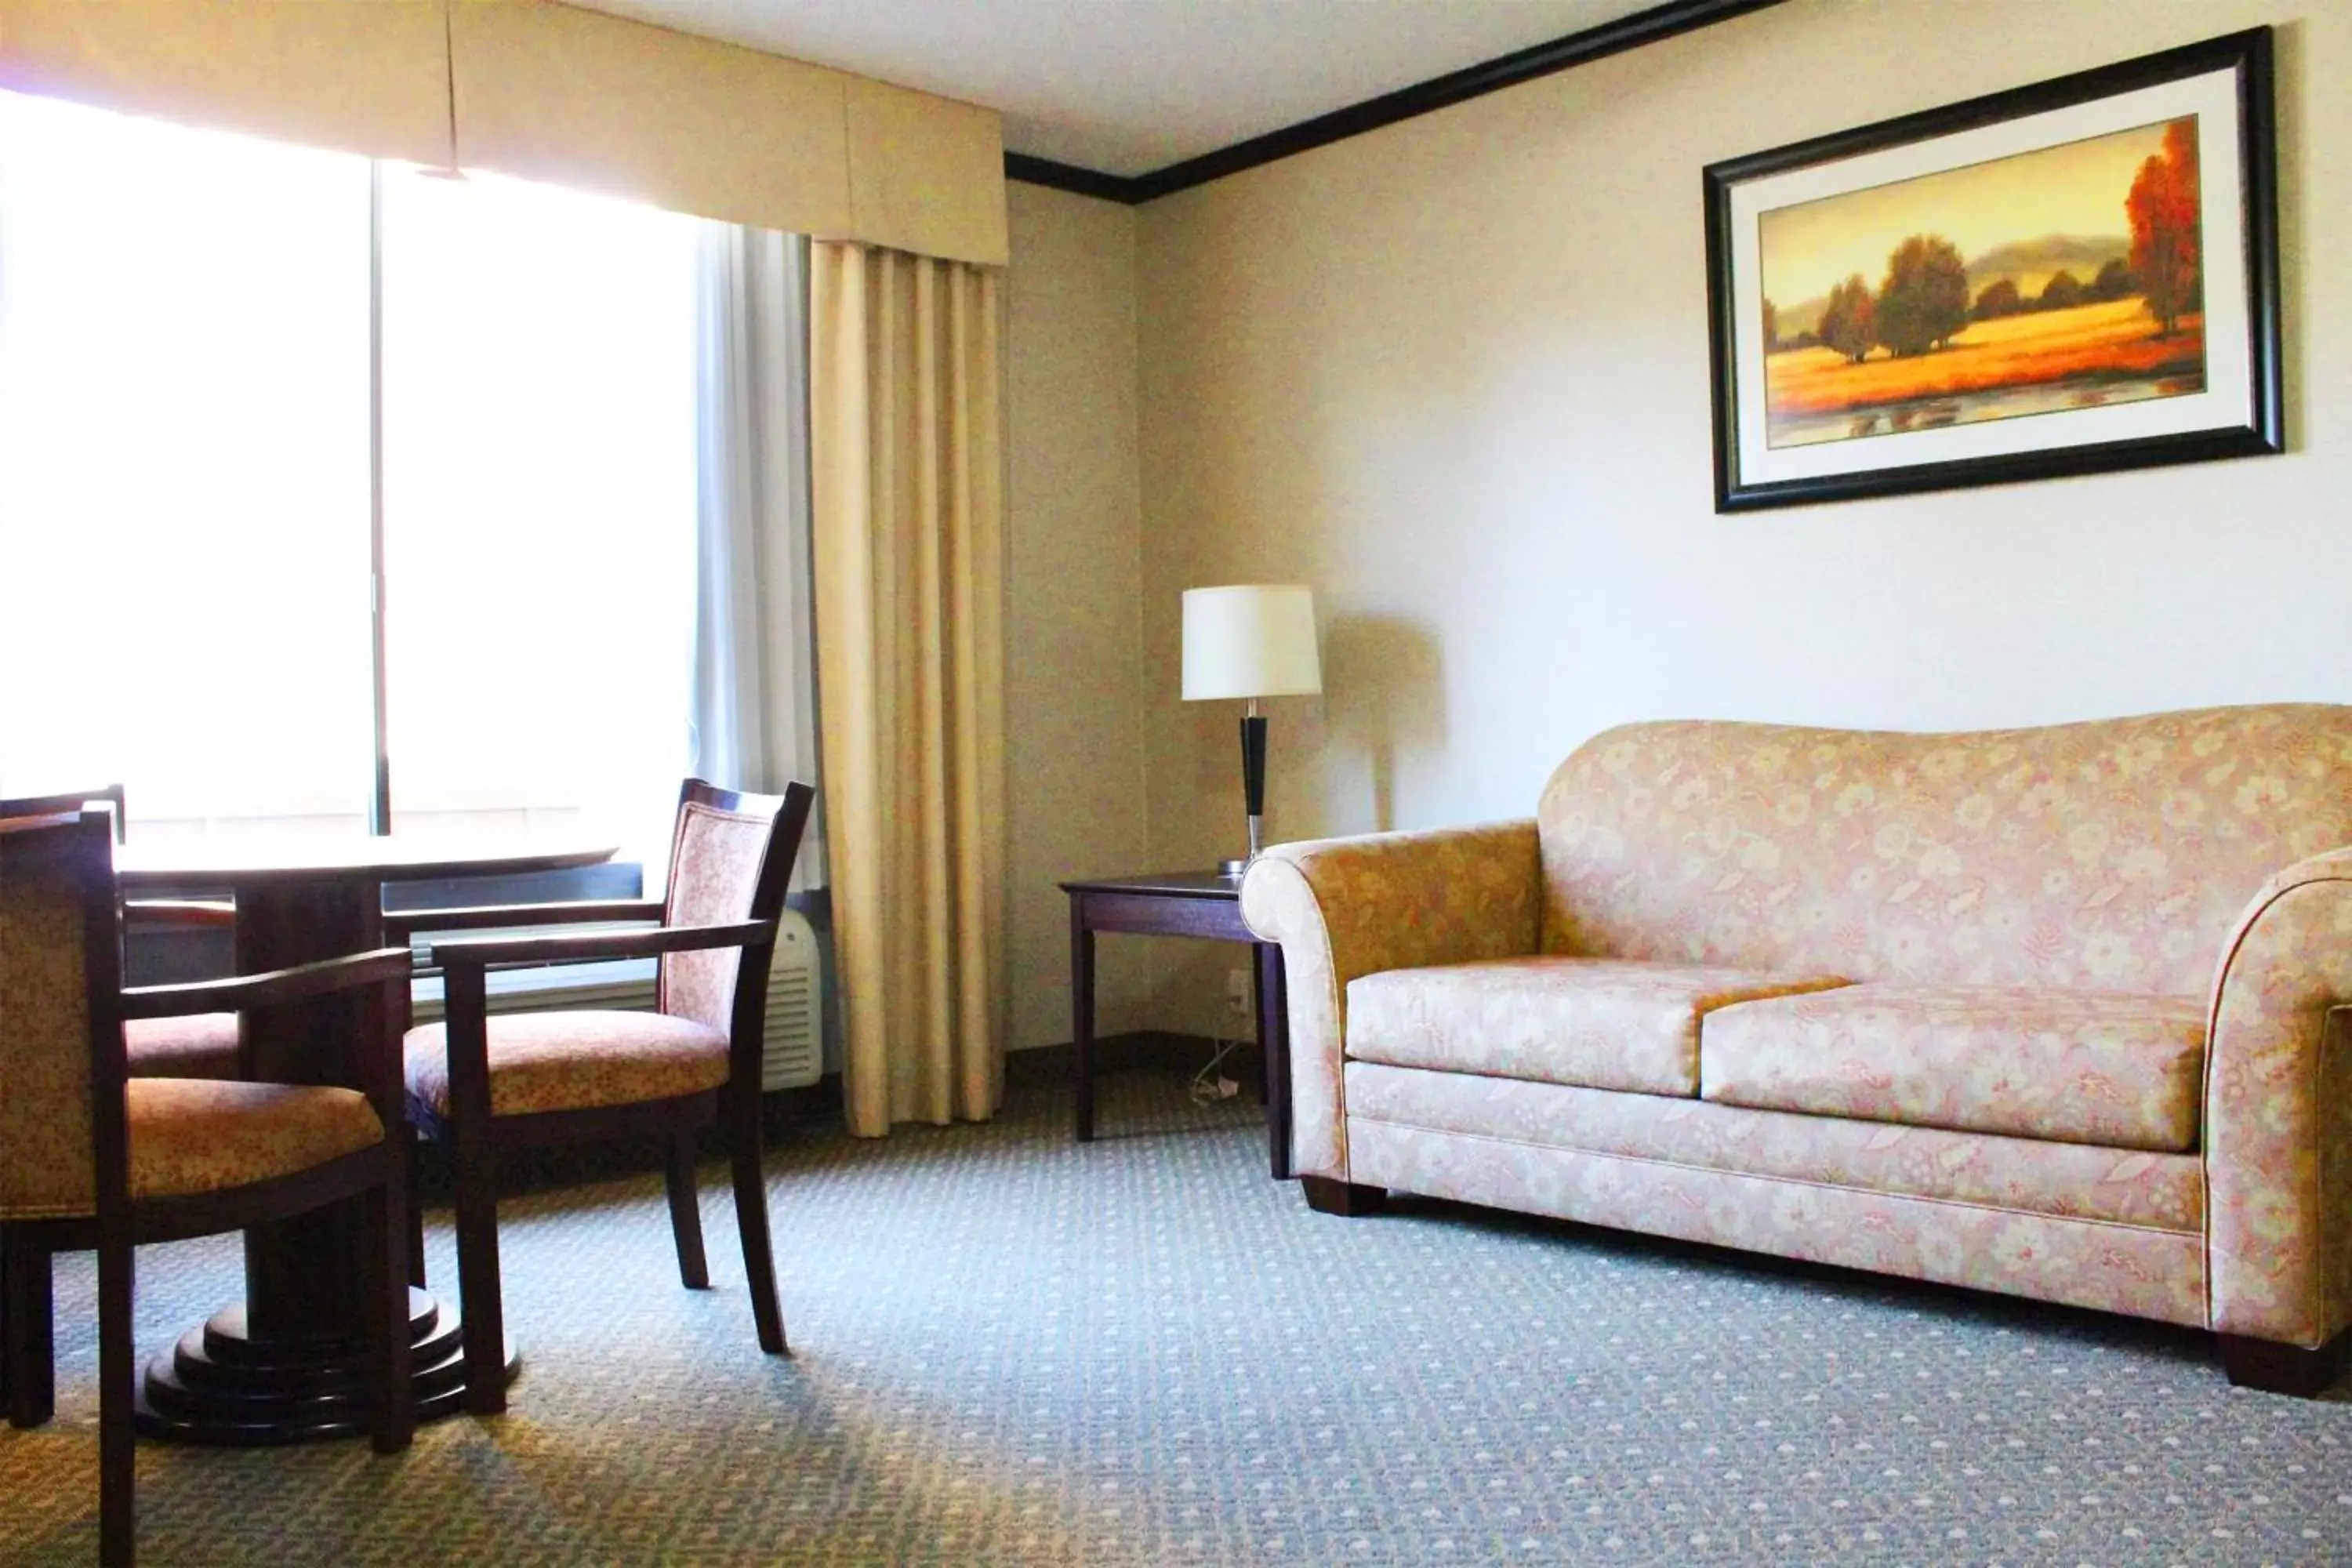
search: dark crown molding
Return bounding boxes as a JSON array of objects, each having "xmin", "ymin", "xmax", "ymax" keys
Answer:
[
  {"xmin": 1004, "ymin": 0, "xmax": 1785, "ymax": 205},
  {"xmin": 1003, "ymin": 152, "xmax": 1141, "ymax": 205}
]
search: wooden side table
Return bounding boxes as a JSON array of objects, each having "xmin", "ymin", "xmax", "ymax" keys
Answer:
[{"xmin": 1062, "ymin": 871, "xmax": 1292, "ymax": 1180}]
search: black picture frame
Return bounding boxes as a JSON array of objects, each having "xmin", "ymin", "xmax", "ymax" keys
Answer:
[{"xmin": 1704, "ymin": 27, "xmax": 2281, "ymax": 513}]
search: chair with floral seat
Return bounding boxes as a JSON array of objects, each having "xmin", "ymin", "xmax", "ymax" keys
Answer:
[
  {"xmin": 390, "ymin": 777, "xmax": 814, "ymax": 1414},
  {"xmin": 0, "ymin": 788, "xmax": 241, "ymax": 1080},
  {"xmin": 0, "ymin": 809, "xmax": 415, "ymax": 1565},
  {"xmin": 0, "ymin": 789, "xmax": 244, "ymax": 1429}
]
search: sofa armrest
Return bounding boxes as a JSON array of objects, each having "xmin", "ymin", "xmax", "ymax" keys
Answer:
[
  {"xmin": 1240, "ymin": 820, "xmax": 1541, "ymax": 1180},
  {"xmin": 2205, "ymin": 847, "xmax": 2352, "ymax": 1349}
]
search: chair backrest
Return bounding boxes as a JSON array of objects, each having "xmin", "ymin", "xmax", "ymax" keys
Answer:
[
  {"xmin": 1537, "ymin": 704, "xmax": 2352, "ymax": 996},
  {"xmin": 657, "ymin": 779, "xmax": 816, "ymax": 1037},
  {"xmin": 0, "ymin": 810, "xmax": 129, "ymax": 1223},
  {"xmin": 0, "ymin": 784, "xmax": 127, "ymax": 843}
]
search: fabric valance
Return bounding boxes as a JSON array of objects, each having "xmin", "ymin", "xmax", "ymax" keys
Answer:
[{"xmin": 0, "ymin": 0, "xmax": 1009, "ymax": 267}]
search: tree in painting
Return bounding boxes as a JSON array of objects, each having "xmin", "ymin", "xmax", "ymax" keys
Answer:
[
  {"xmin": 1875, "ymin": 235, "xmax": 1970, "ymax": 355},
  {"xmin": 2128, "ymin": 118, "xmax": 2201, "ymax": 336},
  {"xmin": 2089, "ymin": 258, "xmax": 2138, "ymax": 300},
  {"xmin": 1972, "ymin": 278, "xmax": 2023, "ymax": 321},
  {"xmin": 2038, "ymin": 270, "xmax": 2085, "ymax": 311},
  {"xmin": 1762, "ymin": 297, "xmax": 1779, "ymax": 352},
  {"xmin": 1817, "ymin": 274, "xmax": 1876, "ymax": 364}
]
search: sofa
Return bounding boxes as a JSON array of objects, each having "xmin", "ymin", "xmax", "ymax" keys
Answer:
[{"xmin": 1240, "ymin": 704, "xmax": 2352, "ymax": 1394}]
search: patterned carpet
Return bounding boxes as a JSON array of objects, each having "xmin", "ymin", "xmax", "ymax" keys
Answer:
[{"xmin": 2, "ymin": 1068, "xmax": 2348, "ymax": 1566}]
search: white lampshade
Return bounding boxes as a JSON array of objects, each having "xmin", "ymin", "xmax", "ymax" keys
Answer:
[{"xmin": 1181, "ymin": 585, "xmax": 1322, "ymax": 702}]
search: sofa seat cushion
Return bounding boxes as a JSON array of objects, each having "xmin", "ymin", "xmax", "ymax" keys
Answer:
[
  {"xmin": 1701, "ymin": 985, "xmax": 2206, "ymax": 1152},
  {"xmin": 1343, "ymin": 1061, "xmax": 2204, "ymax": 1233},
  {"xmin": 1346, "ymin": 956, "xmax": 1850, "ymax": 1097}
]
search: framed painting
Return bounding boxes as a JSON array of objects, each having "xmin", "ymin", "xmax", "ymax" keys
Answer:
[{"xmin": 1704, "ymin": 29, "xmax": 2281, "ymax": 512}]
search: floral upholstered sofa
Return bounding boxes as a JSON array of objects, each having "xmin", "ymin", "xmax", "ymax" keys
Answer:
[{"xmin": 1240, "ymin": 705, "xmax": 2352, "ymax": 1393}]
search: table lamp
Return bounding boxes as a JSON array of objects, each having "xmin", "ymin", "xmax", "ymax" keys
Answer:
[{"xmin": 1181, "ymin": 584, "xmax": 1322, "ymax": 878}]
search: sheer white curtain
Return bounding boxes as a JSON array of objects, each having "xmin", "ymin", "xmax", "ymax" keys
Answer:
[{"xmin": 691, "ymin": 223, "xmax": 826, "ymax": 887}]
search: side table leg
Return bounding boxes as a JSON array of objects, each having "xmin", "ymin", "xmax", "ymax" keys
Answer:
[
  {"xmin": 1070, "ymin": 900, "xmax": 1096, "ymax": 1143},
  {"xmin": 1255, "ymin": 942, "xmax": 1292, "ymax": 1180}
]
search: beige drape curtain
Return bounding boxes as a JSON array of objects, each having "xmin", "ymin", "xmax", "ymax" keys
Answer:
[{"xmin": 810, "ymin": 241, "xmax": 1007, "ymax": 1137}]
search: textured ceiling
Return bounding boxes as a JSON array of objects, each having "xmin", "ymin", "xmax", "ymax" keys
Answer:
[{"xmin": 570, "ymin": 0, "xmax": 1662, "ymax": 176}]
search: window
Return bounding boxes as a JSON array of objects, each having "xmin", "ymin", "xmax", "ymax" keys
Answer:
[
  {"xmin": 380, "ymin": 169, "xmax": 699, "ymax": 863},
  {"xmin": 0, "ymin": 92, "xmax": 699, "ymax": 870},
  {"xmin": 0, "ymin": 92, "xmax": 374, "ymax": 832}
]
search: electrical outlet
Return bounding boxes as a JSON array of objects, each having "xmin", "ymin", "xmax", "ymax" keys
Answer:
[{"xmin": 1225, "ymin": 968, "xmax": 1251, "ymax": 1018}]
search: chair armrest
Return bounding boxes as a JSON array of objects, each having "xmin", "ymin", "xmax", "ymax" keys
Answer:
[
  {"xmin": 2205, "ymin": 848, "xmax": 2352, "ymax": 1349},
  {"xmin": 428, "ymin": 920, "xmax": 775, "ymax": 1126},
  {"xmin": 123, "ymin": 898, "xmax": 236, "ymax": 928},
  {"xmin": 430, "ymin": 919, "xmax": 774, "ymax": 972},
  {"xmin": 384, "ymin": 898, "xmax": 666, "ymax": 941},
  {"xmin": 120, "ymin": 948, "xmax": 416, "ymax": 1018},
  {"xmin": 1239, "ymin": 820, "xmax": 1541, "ymax": 1180}
]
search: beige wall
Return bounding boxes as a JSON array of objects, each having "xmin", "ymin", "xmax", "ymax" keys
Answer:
[
  {"xmin": 1004, "ymin": 180, "xmax": 1153, "ymax": 1050},
  {"xmin": 1129, "ymin": 0, "xmax": 2349, "ymax": 1036}
]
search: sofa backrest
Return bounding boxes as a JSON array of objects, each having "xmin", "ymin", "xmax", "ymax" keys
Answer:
[{"xmin": 1537, "ymin": 704, "xmax": 2352, "ymax": 996}]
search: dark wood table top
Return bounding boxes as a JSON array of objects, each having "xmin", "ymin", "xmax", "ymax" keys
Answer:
[
  {"xmin": 116, "ymin": 836, "xmax": 618, "ymax": 888},
  {"xmin": 1060, "ymin": 869, "xmax": 1242, "ymax": 899}
]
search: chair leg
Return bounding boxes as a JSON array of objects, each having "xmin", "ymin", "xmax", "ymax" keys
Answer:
[
  {"xmin": 450, "ymin": 1136, "xmax": 508, "ymax": 1416},
  {"xmin": 727, "ymin": 1091, "xmax": 786, "ymax": 1356},
  {"xmin": 664, "ymin": 1131, "xmax": 711, "ymax": 1291},
  {"xmin": 96, "ymin": 1236, "xmax": 135, "ymax": 1568},
  {"xmin": 405, "ymin": 1127, "xmax": 427, "ymax": 1290},
  {"xmin": 2, "ymin": 1229, "xmax": 56, "ymax": 1429},
  {"xmin": 368, "ymin": 1174, "xmax": 416, "ymax": 1454}
]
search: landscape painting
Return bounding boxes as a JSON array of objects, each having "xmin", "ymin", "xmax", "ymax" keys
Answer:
[
  {"xmin": 1704, "ymin": 30, "xmax": 2281, "ymax": 511},
  {"xmin": 1757, "ymin": 118, "xmax": 2204, "ymax": 449}
]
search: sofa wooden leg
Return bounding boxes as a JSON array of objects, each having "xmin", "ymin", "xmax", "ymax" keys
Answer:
[
  {"xmin": 1299, "ymin": 1176, "xmax": 1387, "ymax": 1217},
  {"xmin": 2218, "ymin": 1330, "xmax": 2349, "ymax": 1396}
]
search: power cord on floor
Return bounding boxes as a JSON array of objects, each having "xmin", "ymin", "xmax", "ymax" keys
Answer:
[{"xmin": 1190, "ymin": 1036, "xmax": 1243, "ymax": 1104}]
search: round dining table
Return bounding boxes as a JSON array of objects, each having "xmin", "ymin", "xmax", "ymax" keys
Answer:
[{"xmin": 114, "ymin": 833, "xmax": 616, "ymax": 1444}]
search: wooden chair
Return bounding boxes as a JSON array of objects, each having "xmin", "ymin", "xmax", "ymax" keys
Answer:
[
  {"xmin": 0, "ymin": 811, "xmax": 414, "ymax": 1565},
  {"xmin": 1, "ymin": 790, "xmax": 247, "ymax": 1428},
  {"xmin": 392, "ymin": 779, "xmax": 814, "ymax": 1414},
  {"xmin": 0, "ymin": 789, "xmax": 241, "ymax": 1080}
]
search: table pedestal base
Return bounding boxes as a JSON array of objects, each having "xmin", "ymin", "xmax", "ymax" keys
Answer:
[{"xmin": 134, "ymin": 1287, "xmax": 517, "ymax": 1446}]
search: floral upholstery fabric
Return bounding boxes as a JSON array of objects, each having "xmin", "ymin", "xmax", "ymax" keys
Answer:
[
  {"xmin": 125, "ymin": 1079, "xmax": 383, "ymax": 1201},
  {"xmin": 1345, "ymin": 1061, "xmax": 2201, "ymax": 1232},
  {"xmin": 404, "ymin": 1010, "xmax": 731, "ymax": 1119},
  {"xmin": 1345, "ymin": 1115, "xmax": 2207, "ymax": 1328},
  {"xmin": 2203, "ymin": 847, "xmax": 2352, "ymax": 1348},
  {"xmin": 1250, "ymin": 704, "xmax": 2352, "ymax": 1345},
  {"xmin": 125, "ymin": 1012, "xmax": 241, "ymax": 1080},
  {"xmin": 1240, "ymin": 821, "xmax": 1543, "ymax": 1178},
  {"xmin": 659, "ymin": 800, "xmax": 775, "ymax": 1033},
  {"xmin": 1700, "ymin": 985, "xmax": 2206, "ymax": 1153},
  {"xmin": 1538, "ymin": 706, "xmax": 2352, "ymax": 996},
  {"xmin": 7, "ymin": 1073, "xmax": 383, "ymax": 1219},
  {"xmin": 1346, "ymin": 956, "xmax": 1848, "ymax": 1097},
  {"xmin": 0, "ymin": 862, "xmax": 97, "ymax": 1221}
]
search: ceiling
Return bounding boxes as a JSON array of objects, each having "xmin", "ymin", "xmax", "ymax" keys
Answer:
[{"xmin": 571, "ymin": 0, "xmax": 1664, "ymax": 178}]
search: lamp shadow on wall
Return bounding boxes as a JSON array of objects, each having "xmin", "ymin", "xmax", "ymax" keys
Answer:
[{"xmin": 1320, "ymin": 615, "xmax": 1445, "ymax": 834}]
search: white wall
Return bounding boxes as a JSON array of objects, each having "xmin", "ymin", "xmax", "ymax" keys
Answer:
[
  {"xmin": 1003, "ymin": 179, "xmax": 1153, "ymax": 1049},
  {"xmin": 1128, "ymin": 0, "xmax": 2349, "ymax": 1033}
]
